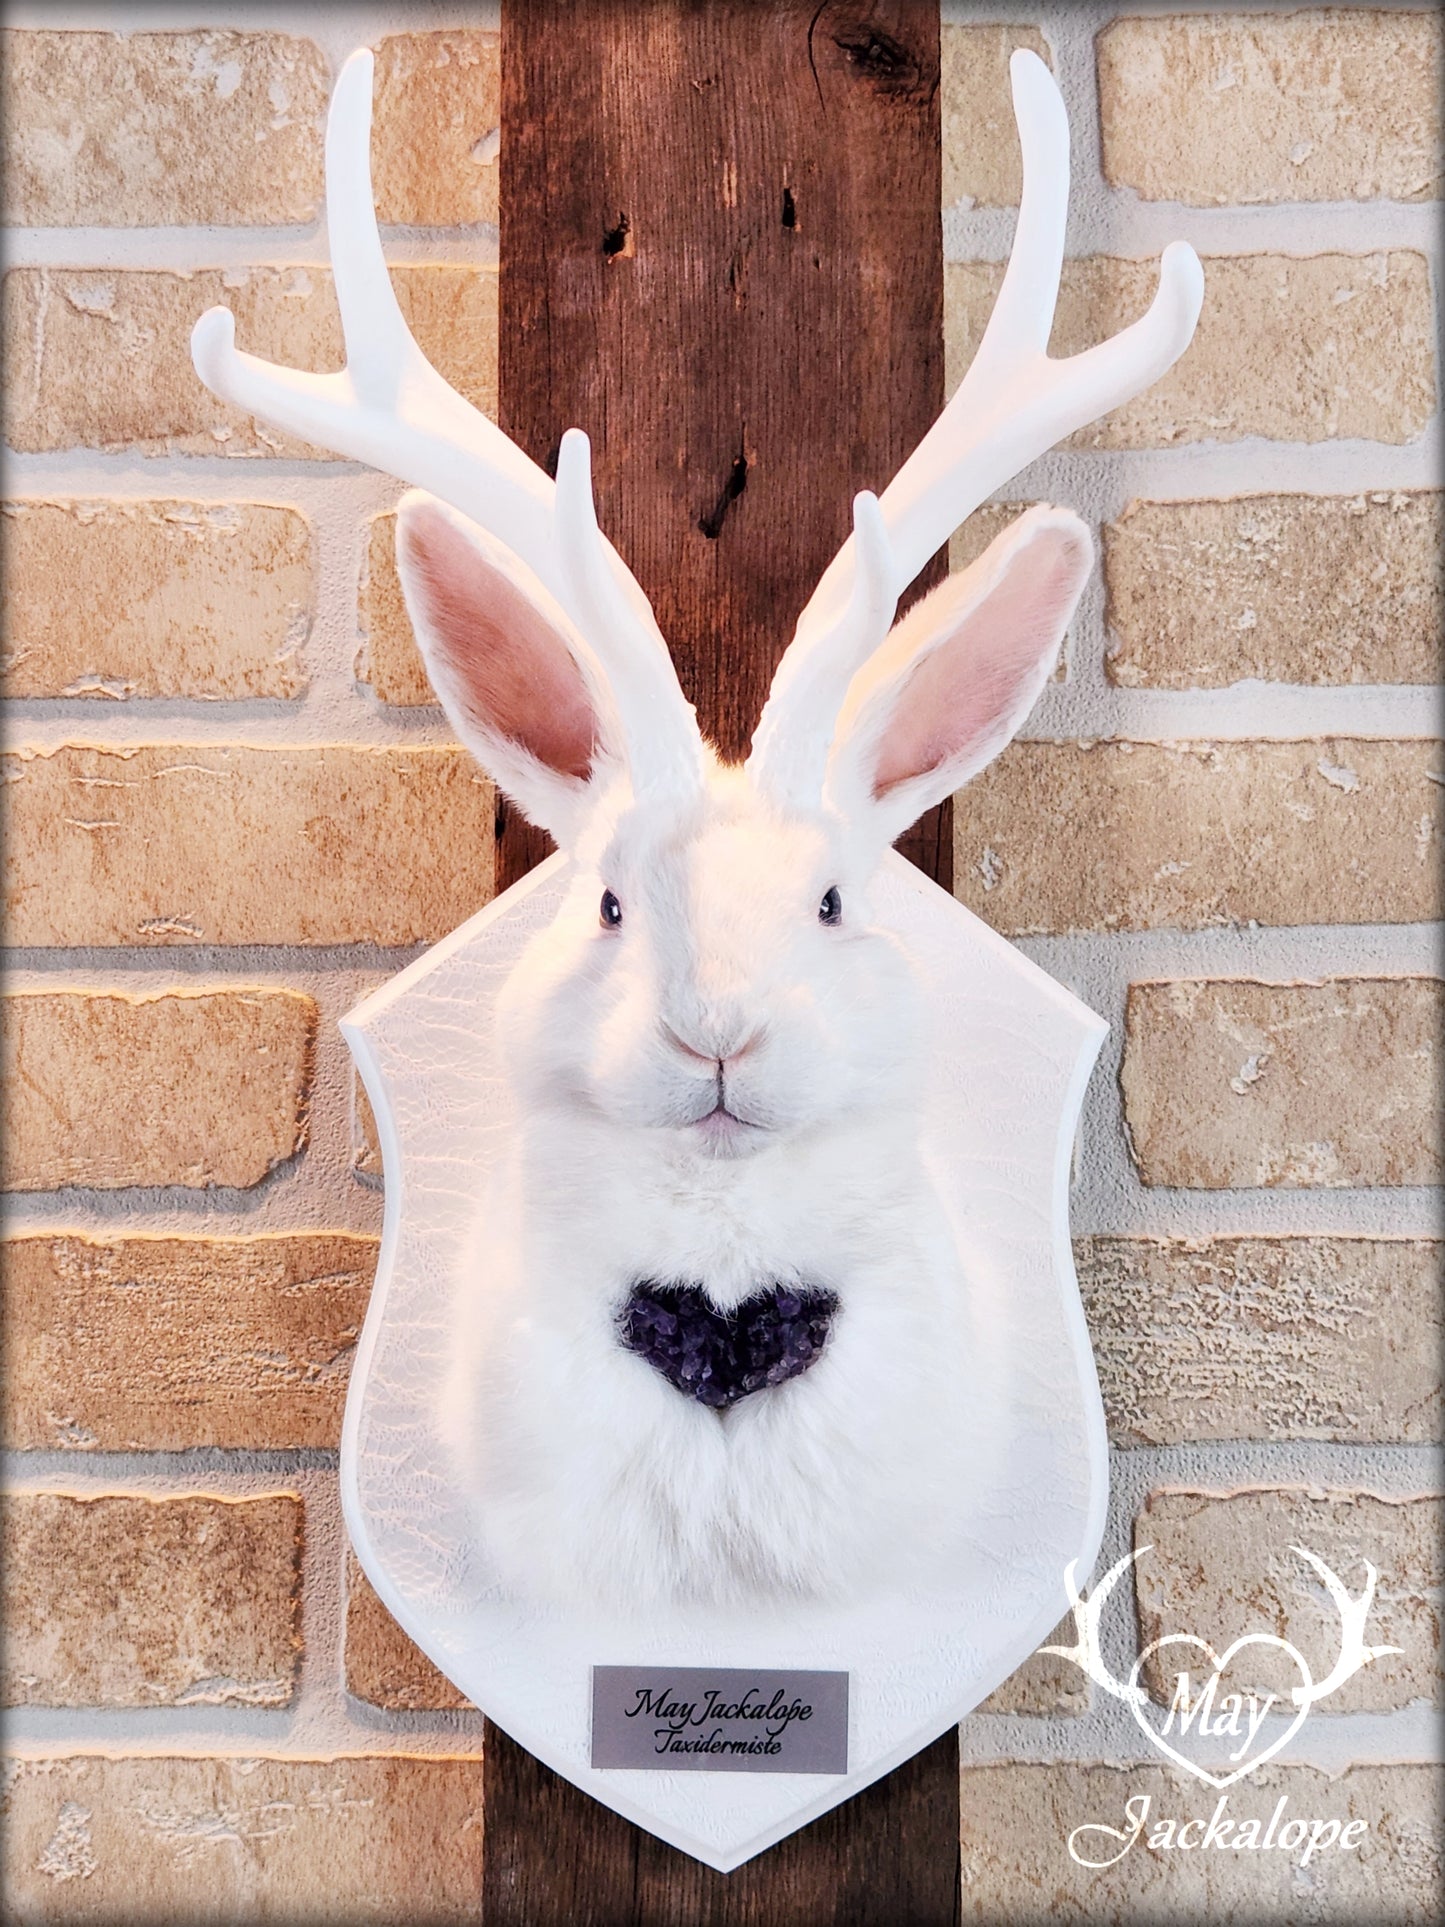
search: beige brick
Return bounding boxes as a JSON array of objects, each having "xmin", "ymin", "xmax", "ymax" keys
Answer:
[
  {"xmin": 372, "ymin": 31, "xmax": 500, "ymax": 225},
  {"xmin": 954, "ymin": 739, "xmax": 1441, "ymax": 935},
  {"xmin": 1098, "ymin": 11, "xmax": 1443, "ymax": 206},
  {"xmin": 948, "ymin": 502, "xmax": 1038, "ymax": 575},
  {"xmin": 0, "ymin": 29, "xmax": 327, "ymax": 227},
  {"xmin": 941, "ymin": 26, "xmax": 1049, "ymax": 209},
  {"xmin": 1, "ymin": 1232, "xmax": 374, "ymax": 1451},
  {"xmin": 1121, "ymin": 977, "xmax": 1442, "ymax": 1190},
  {"xmin": 2, "ymin": 264, "xmax": 497, "ymax": 458},
  {"xmin": 1, "ymin": 989, "xmax": 314, "ymax": 1192},
  {"xmin": 979, "ymin": 1616, "xmax": 1087, "ymax": 1717},
  {"xmin": 1105, "ymin": 492, "xmax": 1444, "ymax": 688},
  {"xmin": 1, "ymin": 499, "xmax": 313, "ymax": 701},
  {"xmin": 2, "ymin": 1492, "xmax": 301, "ymax": 1708},
  {"xmin": 1135, "ymin": 1489, "xmax": 1442, "ymax": 1714},
  {"xmin": 358, "ymin": 510, "xmax": 436, "ymax": 706},
  {"xmin": 946, "ymin": 253, "xmax": 1435, "ymax": 446},
  {"xmin": 345, "ymin": 1553, "xmax": 471, "ymax": 1711},
  {"xmin": 2, "ymin": 1754, "xmax": 484, "ymax": 1920},
  {"xmin": 957, "ymin": 1762, "xmax": 1441, "ymax": 1921},
  {"xmin": 1078, "ymin": 1236, "xmax": 1442, "ymax": 1447},
  {"xmin": 3, "ymin": 743, "xmax": 493, "ymax": 947}
]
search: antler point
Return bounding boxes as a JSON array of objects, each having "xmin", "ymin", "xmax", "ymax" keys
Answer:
[
  {"xmin": 190, "ymin": 305, "xmax": 237, "ymax": 383},
  {"xmin": 1009, "ymin": 46, "xmax": 1049, "ymax": 85}
]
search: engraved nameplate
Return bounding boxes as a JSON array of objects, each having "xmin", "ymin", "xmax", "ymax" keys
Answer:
[{"xmin": 591, "ymin": 1666, "xmax": 849, "ymax": 1774}]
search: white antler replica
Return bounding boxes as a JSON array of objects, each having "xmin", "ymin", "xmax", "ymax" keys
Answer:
[
  {"xmin": 748, "ymin": 52, "xmax": 1202, "ymax": 806},
  {"xmin": 193, "ymin": 46, "xmax": 1200, "ymax": 811},
  {"xmin": 191, "ymin": 47, "xmax": 700, "ymax": 804}
]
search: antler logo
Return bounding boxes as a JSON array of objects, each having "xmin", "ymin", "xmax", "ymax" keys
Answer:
[{"xmin": 1041, "ymin": 1546, "xmax": 1402, "ymax": 1790}]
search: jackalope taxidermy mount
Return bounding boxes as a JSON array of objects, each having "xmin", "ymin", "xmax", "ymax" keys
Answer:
[{"xmin": 193, "ymin": 49, "xmax": 1201, "ymax": 1609}]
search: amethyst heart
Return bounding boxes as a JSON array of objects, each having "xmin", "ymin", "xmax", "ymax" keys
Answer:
[{"xmin": 619, "ymin": 1281, "xmax": 838, "ymax": 1412}]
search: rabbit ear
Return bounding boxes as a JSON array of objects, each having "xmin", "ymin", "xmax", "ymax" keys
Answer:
[
  {"xmin": 826, "ymin": 506, "xmax": 1091, "ymax": 849},
  {"xmin": 395, "ymin": 491, "xmax": 623, "ymax": 846}
]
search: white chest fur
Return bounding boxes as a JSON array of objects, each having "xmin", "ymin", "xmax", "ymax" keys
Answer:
[{"xmin": 443, "ymin": 1107, "xmax": 1003, "ymax": 1607}]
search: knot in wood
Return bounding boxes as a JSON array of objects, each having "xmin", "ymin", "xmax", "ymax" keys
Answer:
[{"xmin": 829, "ymin": 21, "xmax": 923, "ymax": 96}]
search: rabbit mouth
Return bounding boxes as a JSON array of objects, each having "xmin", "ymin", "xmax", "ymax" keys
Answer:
[{"xmin": 686, "ymin": 1103, "xmax": 768, "ymax": 1156}]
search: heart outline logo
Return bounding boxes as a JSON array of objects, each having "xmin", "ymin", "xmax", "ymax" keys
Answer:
[{"xmin": 1127, "ymin": 1631, "xmax": 1313, "ymax": 1790}]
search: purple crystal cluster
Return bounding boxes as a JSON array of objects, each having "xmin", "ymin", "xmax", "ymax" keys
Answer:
[{"xmin": 619, "ymin": 1281, "xmax": 838, "ymax": 1411}]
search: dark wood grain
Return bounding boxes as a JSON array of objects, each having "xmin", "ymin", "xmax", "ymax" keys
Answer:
[
  {"xmin": 488, "ymin": 1, "xmax": 958, "ymax": 1917},
  {"xmin": 484, "ymin": 1724, "xmax": 960, "ymax": 1925}
]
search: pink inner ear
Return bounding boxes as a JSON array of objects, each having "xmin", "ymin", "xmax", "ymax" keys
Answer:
[
  {"xmin": 874, "ymin": 525, "xmax": 1087, "ymax": 796},
  {"xmin": 401, "ymin": 504, "xmax": 598, "ymax": 780}
]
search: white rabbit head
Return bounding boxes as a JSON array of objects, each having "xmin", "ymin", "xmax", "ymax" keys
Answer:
[
  {"xmin": 190, "ymin": 46, "xmax": 1197, "ymax": 1170},
  {"xmin": 396, "ymin": 490, "xmax": 1091, "ymax": 1163}
]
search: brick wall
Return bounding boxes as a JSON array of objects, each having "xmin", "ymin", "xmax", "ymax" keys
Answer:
[
  {"xmin": 2, "ymin": 3, "xmax": 1439, "ymax": 1919},
  {"xmin": 942, "ymin": 4, "xmax": 1443, "ymax": 1917},
  {"xmin": 2, "ymin": 7, "xmax": 498, "ymax": 1919}
]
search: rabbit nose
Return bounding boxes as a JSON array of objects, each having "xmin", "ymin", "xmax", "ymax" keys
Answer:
[
  {"xmin": 660, "ymin": 1021, "xmax": 714, "ymax": 1065},
  {"xmin": 660, "ymin": 1020, "xmax": 763, "ymax": 1067},
  {"xmin": 720, "ymin": 1028, "xmax": 764, "ymax": 1066}
]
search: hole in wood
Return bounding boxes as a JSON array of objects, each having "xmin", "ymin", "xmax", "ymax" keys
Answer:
[
  {"xmin": 601, "ymin": 212, "xmax": 632, "ymax": 258},
  {"xmin": 781, "ymin": 186, "xmax": 798, "ymax": 229},
  {"xmin": 698, "ymin": 450, "xmax": 748, "ymax": 540}
]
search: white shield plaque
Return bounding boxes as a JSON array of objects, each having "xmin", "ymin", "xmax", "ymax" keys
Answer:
[{"xmin": 340, "ymin": 853, "xmax": 1107, "ymax": 1869}]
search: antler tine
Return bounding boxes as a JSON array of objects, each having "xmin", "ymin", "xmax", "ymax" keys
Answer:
[
  {"xmin": 323, "ymin": 48, "xmax": 413, "ymax": 402},
  {"xmin": 191, "ymin": 49, "xmax": 555, "ymax": 575},
  {"xmin": 976, "ymin": 42, "xmax": 1069, "ymax": 360},
  {"xmin": 792, "ymin": 47, "xmax": 1203, "ymax": 648},
  {"xmin": 747, "ymin": 491, "xmax": 895, "ymax": 807}
]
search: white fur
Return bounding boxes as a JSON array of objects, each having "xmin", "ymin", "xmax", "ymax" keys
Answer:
[{"xmin": 400, "ymin": 493, "xmax": 1090, "ymax": 1609}]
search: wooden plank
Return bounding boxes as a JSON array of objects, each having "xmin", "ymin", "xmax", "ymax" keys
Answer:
[
  {"xmin": 496, "ymin": 0, "xmax": 949, "ymax": 893},
  {"xmin": 489, "ymin": 1, "xmax": 958, "ymax": 1917},
  {"xmin": 483, "ymin": 1727, "xmax": 960, "ymax": 1924}
]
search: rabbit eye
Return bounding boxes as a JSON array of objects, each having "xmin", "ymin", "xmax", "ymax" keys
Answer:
[
  {"xmin": 819, "ymin": 886, "xmax": 842, "ymax": 926},
  {"xmin": 600, "ymin": 889, "xmax": 623, "ymax": 929}
]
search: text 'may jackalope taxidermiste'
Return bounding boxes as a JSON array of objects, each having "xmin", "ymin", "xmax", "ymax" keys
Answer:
[{"xmin": 192, "ymin": 42, "xmax": 1201, "ymax": 1865}]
